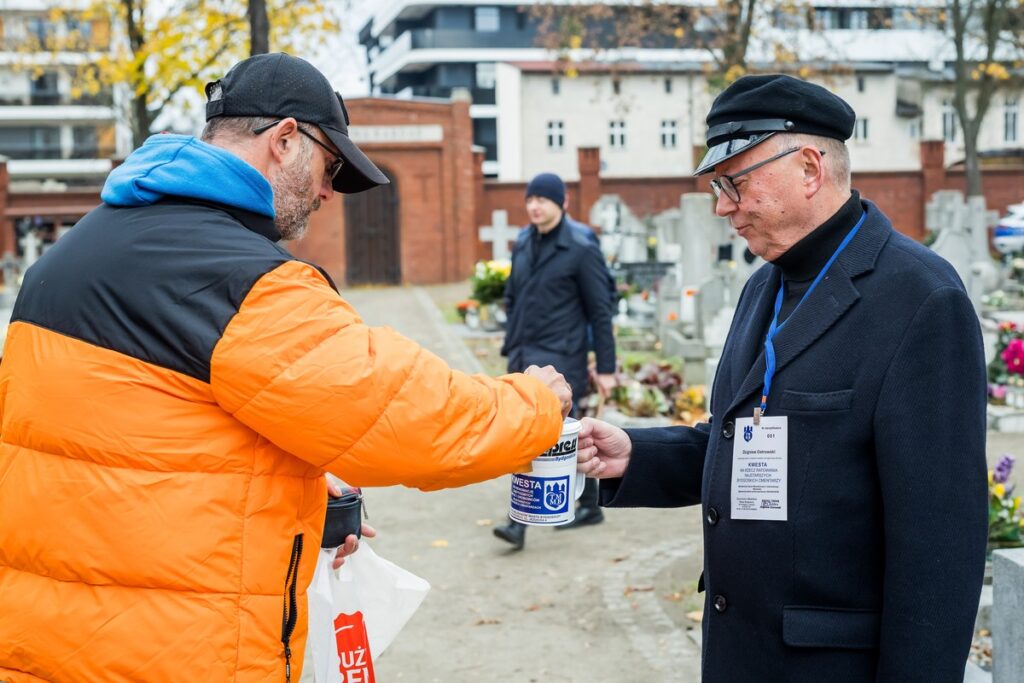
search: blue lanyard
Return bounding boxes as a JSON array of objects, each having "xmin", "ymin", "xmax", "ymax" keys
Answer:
[{"xmin": 759, "ymin": 211, "xmax": 867, "ymax": 414}]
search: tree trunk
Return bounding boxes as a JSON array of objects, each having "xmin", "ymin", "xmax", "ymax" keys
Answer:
[
  {"xmin": 132, "ymin": 92, "xmax": 152, "ymax": 150},
  {"xmin": 963, "ymin": 123, "xmax": 984, "ymax": 197},
  {"xmin": 249, "ymin": 0, "xmax": 270, "ymax": 55}
]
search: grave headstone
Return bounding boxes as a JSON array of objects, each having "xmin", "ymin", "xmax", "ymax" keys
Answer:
[
  {"xmin": 478, "ymin": 210, "xmax": 518, "ymax": 261},
  {"xmin": 926, "ymin": 190, "xmax": 999, "ymax": 312},
  {"xmin": 20, "ymin": 231, "xmax": 42, "ymax": 271}
]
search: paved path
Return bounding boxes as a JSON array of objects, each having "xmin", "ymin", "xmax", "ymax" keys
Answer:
[
  {"xmin": 337, "ymin": 284, "xmax": 1023, "ymax": 682},
  {"xmin": 340, "ymin": 285, "xmax": 704, "ymax": 683}
]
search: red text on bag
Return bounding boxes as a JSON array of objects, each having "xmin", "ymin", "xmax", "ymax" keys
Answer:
[{"xmin": 334, "ymin": 611, "xmax": 376, "ymax": 683}]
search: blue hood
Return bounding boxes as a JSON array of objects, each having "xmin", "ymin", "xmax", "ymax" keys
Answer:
[{"xmin": 101, "ymin": 134, "xmax": 274, "ymax": 218}]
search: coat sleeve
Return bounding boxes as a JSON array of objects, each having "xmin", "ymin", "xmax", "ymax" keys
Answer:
[
  {"xmin": 872, "ymin": 285, "xmax": 988, "ymax": 680},
  {"xmin": 209, "ymin": 260, "xmax": 564, "ymax": 491},
  {"xmin": 599, "ymin": 422, "xmax": 710, "ymax": 507},
  {"xmin": 577, "ymin": 242, "xmax": 616, "ymax": 374}
]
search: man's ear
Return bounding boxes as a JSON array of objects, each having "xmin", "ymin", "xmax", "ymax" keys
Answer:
[
  {"xmin": 801, "ymin": 146, "xmax": 825, "ymax": 199},
  {"xmin": 267, "ymin": 118, "xmax": 300, "ymax": 165}
]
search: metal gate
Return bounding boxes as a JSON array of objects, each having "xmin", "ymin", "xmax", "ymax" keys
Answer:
[{"xmin": 344, "ymin": 170, "xmax": 400, "ymax": 285}]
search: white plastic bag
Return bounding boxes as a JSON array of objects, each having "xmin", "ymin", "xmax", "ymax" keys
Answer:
[{"xmin": 303, "ymin": 543, "xmax": 430, "ymax": 683}]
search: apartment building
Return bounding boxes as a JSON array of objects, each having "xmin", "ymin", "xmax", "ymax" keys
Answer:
[
  {"xmin": 0, "ymin": 0, "xmax": 128, "ymax": 186},
  {"xmin": 359, "ymin": 1, "xmax": 1022, "ymax": 180}
]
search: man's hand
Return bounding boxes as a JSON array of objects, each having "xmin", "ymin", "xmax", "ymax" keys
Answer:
[
  {"xmin": 524, "ymin": 364, "xmax": 573, "ymax": 418},
  {"xmin": 332, "ymin": 524, "xmax": 376, "ymax": 570},
  {"xmin": 577, "ymin": 417, "xmax": 632, "ymax": 479},
  {"xmin": 596, "ymin": 373, "xmax": 617, "ymax": 398},
  {"xmin": 326, "ymin": 474, "xmax": 374, "ymax": 569}
]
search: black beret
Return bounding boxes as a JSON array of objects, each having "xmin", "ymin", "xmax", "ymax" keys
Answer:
[{"xmin": 694, "ymin": 74, "xmax": 856, "ymax": 175}]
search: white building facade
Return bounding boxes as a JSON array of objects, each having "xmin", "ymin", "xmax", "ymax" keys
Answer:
[
  {"xmin": 0, "ymin": 0, "xmax": 129, "ymax": 186},
  {"xmin": 361, "ymin": 1, "xmax": 1023, "ymax": 181}
]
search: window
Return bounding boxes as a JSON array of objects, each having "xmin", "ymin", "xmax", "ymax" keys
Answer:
[
  {"xmin": 664, "ymin": 78, "xmax": 673, "ymax": 94},
  {"xmin": 475, "ymin": 63, "xmax": 496, "ymax": 90},
  {"xmin": 609, "ymin": 120, "xmax": 626, "ymax": 149},
  {"xmin": 908, "ymin": 118, "xmax": 922, "ymax": 139},
  {"xmin": 515, "ymin": 9, "xmax": 528, "ymax": 31},
  {"xmin": 547, "ymin": 121, "xmax": 564, "ymax": 150},
  {"xmin": 942, "ymin": 99, "xmax": 959, "ymax": 142},
  {"xmin": 0, "ymin": 126, "xmax": 61, "ymax": 159},
  {"xmin": 473, "ymin": 118, "xmax": 498, "ymax": 161},
  {"xmin": 71, "ymin": 126, "xmax": 98, "ymax": 158},
  {"xmin": 551, "ymin": 78, "xmax": 560, "ymax": 95},
  {"xmin": 852, "ymin": 118, "xmax": 869, "ymax": 141},
  {"xmin": 1005, "ymin": 98, "xmax": 1019, "ymax": 143},
  {"xmin": 474, "ymin": 7, "xmax": 500, "ymax": 32},
  {"xmin": 30, "ymin": 71, "xmax": 59, "ymax": 105},
  {"xmin": 857, "ymin": 76, "xmax": 866, "ymax": 93},
  {"xmin": 850, "ymin": 9, "xmax": 869, "ymax": 29},
  {"xmin": 660, "ymin": 120, "xmax": 678, "ymax": 148},
  {"xmin": 612, "ymin": 79, "xmax": 621, "ymax": 95}
]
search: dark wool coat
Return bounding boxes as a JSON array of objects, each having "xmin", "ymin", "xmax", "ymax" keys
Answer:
[
  {"xmin": 602, "ymin": 200, "xmax": 988, "ymax": 682},
  {"xmin": 502, "ymin": 215, "xmax": 616, "ymax": 402}
]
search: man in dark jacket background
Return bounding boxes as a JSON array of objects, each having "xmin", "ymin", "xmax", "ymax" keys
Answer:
[
  {"xmin": 576, "ymin": 76, "xmax": 988, "ymax": 681},
  {"xmin": 493, "ymin": 173, "xmax": 617, "ymax": 549}
]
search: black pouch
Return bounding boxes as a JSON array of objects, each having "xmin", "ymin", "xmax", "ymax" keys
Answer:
[{"xmin": 321, "ymin": 489, "xmax": 364, "ymax": 548}]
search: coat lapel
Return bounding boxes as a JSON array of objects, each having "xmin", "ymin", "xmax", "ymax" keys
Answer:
[
  {"xmin": 521, "ymin": 221, "xmax": 570, "ymax": 291},
  {"xmin": 722, "ymin": 202, "xmax": 891, "ymax": 416}
]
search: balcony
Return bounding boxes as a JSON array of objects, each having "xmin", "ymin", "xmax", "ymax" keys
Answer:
[
  {"xmin": 405, "ymin": 85, "xmax": 496, "ymax": 105},
  {"xmin": 0, "ymin": 91, "xmax": 114, "ymax": 107},
  {"xmin": 372, "ymin": 27, "xmax": 543, "ymax": 84},
  {"xmin": 408, "ymin": 28, "xmax": 535, "ymax": 50}
]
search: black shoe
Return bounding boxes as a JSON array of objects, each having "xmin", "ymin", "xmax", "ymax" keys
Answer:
[
  {"xmin": 555, "ymin": 506, "xmax": 605, "ymax": 530},
  {"xmin": 493, "ymin": 520, "xmax": 526, "ymax": 549}
]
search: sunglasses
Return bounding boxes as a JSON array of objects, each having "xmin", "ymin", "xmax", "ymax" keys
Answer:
[
  {"xmin": 710, "ymin": 146, "xmax": 825, "ymax": 203},
  {"xmin": 253, "ymin": 120, "xmax": 345, "ymax": 181}
]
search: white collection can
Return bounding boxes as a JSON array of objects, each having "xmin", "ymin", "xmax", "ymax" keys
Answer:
[{"xmin": 508, "ymin": 418, "xmax": 585, "ymax": 526}]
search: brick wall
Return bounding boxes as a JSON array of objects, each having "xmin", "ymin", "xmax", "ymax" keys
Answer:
[{"xmin": 479, "ymin": 142, "xmax": 1024, "ymax": 252}]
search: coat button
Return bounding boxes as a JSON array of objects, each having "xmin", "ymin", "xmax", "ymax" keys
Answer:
[
  {"xmin": 721, "ymin": 421, "xmax": 734, "ymax": 439},
  {"xmin": 706, "ymin": 507, "xmax": 719, "ymax": 526},
  {"xmin": 714, "ymin": 595, "xmax": 728, "ymax": 613}
]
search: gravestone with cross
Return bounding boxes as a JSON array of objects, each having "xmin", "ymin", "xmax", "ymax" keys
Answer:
[
  {"xmin": 478, "ymin": 210, "xmax": 519, "ymax": 261},
  {"xmin": 926, "ymin": 190, "xmax": 1000, "ymax": 312}
]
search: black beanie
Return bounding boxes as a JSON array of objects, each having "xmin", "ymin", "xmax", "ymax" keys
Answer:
[{"xmin": 525, "ymin": 173, "xmax": 565, "ymax": 207}]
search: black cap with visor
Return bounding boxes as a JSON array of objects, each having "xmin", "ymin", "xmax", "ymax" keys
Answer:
[
  {"xmin": 205, "ymin": 52, "xmax": 389, "ymax": 194},
  {"xmin": 694, "ymin": 74, "xmax": 856, "ymax": 176}
]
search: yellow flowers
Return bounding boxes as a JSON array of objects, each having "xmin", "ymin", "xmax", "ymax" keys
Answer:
[
  {"xmin": 994, "ymin": 483, "xmax": 1006, "ymax": 498},
  {"xmin": 569, "ymin": 35, "xmax": 583, "ymax": 50}
]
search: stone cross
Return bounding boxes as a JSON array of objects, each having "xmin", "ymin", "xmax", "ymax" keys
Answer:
[
  {"xmin": 20, "ymin": 231, "xmax": 42, "ymax": 270},
  {"xmin": 478, "ymin": 210, "xmax": 517, "ymax": 261}
]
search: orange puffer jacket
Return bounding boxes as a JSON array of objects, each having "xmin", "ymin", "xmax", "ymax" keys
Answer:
[{"xmin": 0, "ymin": 199, "xmax": 562, "ymax": 682}]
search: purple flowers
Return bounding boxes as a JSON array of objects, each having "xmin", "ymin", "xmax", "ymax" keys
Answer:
[{"xmin": 994, "ymin": 455, "xmax": 1016, "ymax": 484}]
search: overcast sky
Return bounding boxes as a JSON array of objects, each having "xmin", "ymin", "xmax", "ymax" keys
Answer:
[{"xmin": 311, "ymin": 0, "xmax": 371, "ymax": 97}]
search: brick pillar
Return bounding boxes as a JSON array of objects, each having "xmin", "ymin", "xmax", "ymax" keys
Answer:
[
  {"xmin": 449, "ymin": 90, "xmax": 475, "ymax": 281},
  {"xmin": 917, "ymin": 140, "xmax": 946, "ymax": 241},
  {"xmin": 0, "ymin": 162, "xmax": 12, "ymax": 262},
  {"xmin": 472, "ymin": 147, "xmax": 487, "ymax": 263},
  {"xmin": 577, "ymin": 146, "xmax": 601, "ymax": 227},
  {"xmin": 920, "ymin": 140, "xmax": 945, "ymax": 202}
]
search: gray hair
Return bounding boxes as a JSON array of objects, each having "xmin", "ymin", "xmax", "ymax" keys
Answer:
[
  {"xmin": 774, "ymin": 133, "xmax": 850, "ymax": 189},
  {"xmin": 200, "ymin": 116, "xmax": 319, "ymax": 146}
]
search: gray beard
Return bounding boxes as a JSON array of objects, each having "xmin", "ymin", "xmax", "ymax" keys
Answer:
[{"xmin": 272, "ymin": 148, "xmax": 321, "ymax": 241}]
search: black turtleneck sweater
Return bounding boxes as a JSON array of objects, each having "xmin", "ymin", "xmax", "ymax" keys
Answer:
[{"xmin": 771, "ymin": 190, "xmax": 863, "ymax": 324}]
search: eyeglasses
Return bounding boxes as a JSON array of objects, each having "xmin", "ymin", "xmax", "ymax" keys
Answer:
[
  {"xmin": 710, "ymin": 146, "xmax": 825, "ymax": 203},
  {"xmin": 253, "ymin": 120, "xmax": 345, "ymax": 181}
]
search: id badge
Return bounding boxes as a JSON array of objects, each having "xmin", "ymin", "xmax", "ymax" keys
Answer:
[{"xmin": 731, "ymin": 416, "xmax": 788, "ymax": 521}]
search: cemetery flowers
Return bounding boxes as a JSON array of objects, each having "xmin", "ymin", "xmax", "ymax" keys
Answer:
[
  {"xmin": 988, "ymin": 455, "xmax": 1024, "ymax": 550},
  {"xmin": 470, "ymin": 260, "xmax": 511, "ymax": 306},
  {"xmin": 988, "ymin": 321, "xmax": 1024, "ymax": 404}
]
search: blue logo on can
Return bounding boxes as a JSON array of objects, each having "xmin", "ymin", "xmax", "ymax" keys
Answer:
[
  {"xmin": 743, "ymin": 425, "xmax": 753, "ymax": 442},
  {"xmin": 510, "ymin": 474, "xmax": 571, "ymax": 515}
]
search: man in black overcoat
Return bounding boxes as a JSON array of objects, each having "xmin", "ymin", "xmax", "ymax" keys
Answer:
[
  {"xmin": 493, "ymin": 173, "xmax": 617, "ymax": 549},
  {"xmin": 577, "ymin": 75, "xmax": 988, "ymax": 681}
]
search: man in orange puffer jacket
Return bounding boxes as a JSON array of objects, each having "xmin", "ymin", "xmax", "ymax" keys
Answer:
[{"xmin": 0, "ymin": 53, "xmax": 570, "ymax": 683}]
